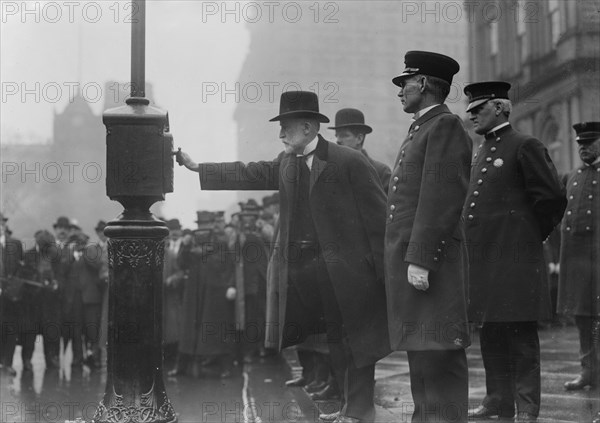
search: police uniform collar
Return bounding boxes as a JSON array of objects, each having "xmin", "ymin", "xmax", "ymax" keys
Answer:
[
  {"xmin": 485, "ymin": 122, "xmax": 511, "ymax": 140},
  {"xmin": 412, "ymin": 104, "xmax": 440, "ymax": 122},
  {"xmin": 411, "ymin": 104, "xmax": 449, "ymax": 130}
]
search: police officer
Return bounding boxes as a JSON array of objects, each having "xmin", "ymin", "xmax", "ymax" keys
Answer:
[
  {"xmin": 329, "ymin": 108, "xmax": 391, "ymax": 190},
  {"xmin": 558, "ymin": 122, "xmax": 600, "ymax": 399},
  {"xmin": 464, "ymin": 81, "xmax": 566, "ymax": 422},
  {"xmin": 385, "ymin": 51, "xmax": 473, "ymax": 423}
]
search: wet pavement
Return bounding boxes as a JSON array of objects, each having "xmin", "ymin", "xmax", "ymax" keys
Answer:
[{"xmin": 1, "ymin": 324, "xmax": 598, "ymax": 422}]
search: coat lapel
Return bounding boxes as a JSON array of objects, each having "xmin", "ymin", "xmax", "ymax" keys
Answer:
[{"xmin": 309, "ymin": 135, "xmax": 329, "ymax": 195}]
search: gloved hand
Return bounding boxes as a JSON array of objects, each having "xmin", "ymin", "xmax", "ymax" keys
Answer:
[
  {"xmin": 226, "ymin": 287, "xmax": 237, "ymax": 300},
  {"xmin": 407, "ymin": 264, "xmax": 429, "ymax": 291}
]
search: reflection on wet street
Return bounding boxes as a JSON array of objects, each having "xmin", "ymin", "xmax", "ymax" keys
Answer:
[{"xmin": 0, "ymin": 336, "xmax": 246, "ymax": 422}]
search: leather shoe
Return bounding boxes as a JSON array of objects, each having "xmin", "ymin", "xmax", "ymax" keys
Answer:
[
  {"xmin": 305, "ymin": 379, "xmax": 327, "ymax": 393},
  {"xmin": 310, "ymin": 383, "xmax": 341, "ymax": 401},
  {"xmin": 468, "ymin": 405, "xmax": 514, "ymax": 420},
  {"xmin": 564, "ymin": 374, "xmax": 595, "ymax": 390},
  {"xmin": 319, "ymin": 411, "xmax": 340, "ymax": 422},
  {"xmin": 285, "ymin": 376, "xmax": 307, "ymax": 387},
  {"xmin": 515, "ymin": 412, "xmax": 537, "ymax": 422}
]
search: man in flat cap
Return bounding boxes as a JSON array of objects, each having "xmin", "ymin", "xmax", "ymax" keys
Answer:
[
  {"xmin": 557, "ymin": 123, "xmax": 600, "ymax": 408},
  {"xmin": 464, "ymin": 81, "xmax": 566, "ymax": 422},
  {"xmin": 177, "ymin": 91, "xmax": 389, "ymax": 423},
  {"xmin": 329, "ymin": 108, "xmax": 391, "ymax": 190},
  {"xmin": 384, "ymin": 50, "xmax": 473, "ymax": 423}
]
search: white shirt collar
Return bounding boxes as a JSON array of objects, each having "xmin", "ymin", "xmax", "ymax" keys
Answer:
[
  {"xmin": 487, "ymin": 122, "xmax": 510, "ymax": 135},
  {"xmin": 301, "ymin": 135, "xmax": 319, "ymax": 156},
  {"xmin": 412, "ymin": 104, "xmax": 440, "ymax": 121}
]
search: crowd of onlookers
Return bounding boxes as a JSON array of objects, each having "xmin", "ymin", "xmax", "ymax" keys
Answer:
[{"xmin": 0, "ymin": 192, "xmax": 280, "ymax": 379}]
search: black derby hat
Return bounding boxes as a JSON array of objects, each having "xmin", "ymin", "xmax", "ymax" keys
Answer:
[
  {"xmin": 328, "ymin": 108, "xmax": 373, "ymax": 134},
  {"xmin": 393, "ymin": 50, "xmax": 460, "ymax": 87},
  {"xmin": 53, "ymin": 216, "xmax": 70, "ymax": 229},
  {"xmin": 270, "ymin": 91, "xmax": 329, "ymax": 123}
]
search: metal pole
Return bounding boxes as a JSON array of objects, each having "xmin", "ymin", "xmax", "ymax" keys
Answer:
[
  {"xmin": 95, "ymin": 0, "xmax": 176, "ymax": 421},
  {"xmin": 131, "ymin": 0, "xmax": 145, "ymax": 98}
]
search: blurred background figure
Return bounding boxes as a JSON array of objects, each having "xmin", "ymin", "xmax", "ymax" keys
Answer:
[
  {"xmin": 236, "ymin": 200, "xmax": 270, "ymax": 362},
  {"xmin": 171, "ymin": 211, "xmax": 236, "ymax": 378},
  {"xmin": 163, "ymin": 218, "xmax": 185, "ymax": 365},
  {"xmin": 95, "ymin": 220, "xmax": 109, "ymax": 368},
  {"xmin": 17, "ymin": 230, "xmax": 60, "ymax": 371},
  {"xmin": 0, "ymin": 212, "xmax": 24, "ymax": 376}
]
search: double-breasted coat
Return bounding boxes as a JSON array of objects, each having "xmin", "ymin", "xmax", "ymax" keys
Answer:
[
  {"xmin": 557, "ymin": 162, "xmax": 600, "ymax": 316},
  {"xmin": 384, "ymin": 105, "xmax": 473, "ymax": 351},
  {"xmin": 464, "ymin": 124, "xmax": 567, "ymax": 323},
  {"xmin": 198, "ymin": 135, "xmax": 390, "ymax": 368}
]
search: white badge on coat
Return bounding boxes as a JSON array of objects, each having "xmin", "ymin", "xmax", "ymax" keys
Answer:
[{"xmin": 493, "ymin": 158, "xmax": 504, "ymax": 168}]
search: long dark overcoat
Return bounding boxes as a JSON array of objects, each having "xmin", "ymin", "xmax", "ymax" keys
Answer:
[
  {"xmin": 198, "ymin": 135, "xmax": 390, "ymax": 367},
  {"xmin": 464, "ymin": 124, "xmax": 566, "ymax": 323},
  {"xmin": 178, "ymin": 239, "xmax": 235, "ymax": 356},
  {"xmin": 557, "ymin": 162, "xmax": 600, "ymax": 316},
  {"xmin": 384, "ymin": 105, "xmax": 473, "ymax": 351}
]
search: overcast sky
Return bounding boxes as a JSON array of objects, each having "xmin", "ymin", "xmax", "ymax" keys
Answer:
[{"xmin": 1, "ymin": 0, "xmax": 255, "ymax": 227}]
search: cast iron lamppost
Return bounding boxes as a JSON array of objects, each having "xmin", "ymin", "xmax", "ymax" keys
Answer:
[{"xmin": 93, "ymin": 0, "xmax": 176, "ymax": 421}]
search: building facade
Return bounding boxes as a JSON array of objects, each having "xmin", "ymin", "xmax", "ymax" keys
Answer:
[
  {"xmin": 233, "ymin": 1, "xmax": 470, "ymax": 201},
  {"xmin": 467, "ymin": 0, "xmax": 600, "ymax": 174}
]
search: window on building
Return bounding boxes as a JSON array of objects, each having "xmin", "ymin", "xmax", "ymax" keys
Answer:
[
  {"xmin": 548, "ymin": 0, "xmax": 561, "ymax": 46},
  {"xmin": 517, "ymin": 1, "xmax": 528, "ymax": 63},
  {"xmin": 490, "ymin": 21, "xmax": 499, "ymax": 55},
  {"xmin": 490, "ymin": 21, "xmax": 499, "ymax": 72}
]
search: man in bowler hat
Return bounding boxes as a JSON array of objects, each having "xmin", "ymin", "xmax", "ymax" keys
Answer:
[
  {"xmin": 464, "ymin": 81, "xmax": 566, "ymax": 422},
  {"xmin": 177, "ymin": 91, "xmax": 390, "ymax": 423},
  {"xmin": 329, "ymin": 108, "xmax": 391, "ymax": 190},
  {"xmin": 384, "ymin": 51, "xmax": 473, "ymax": 423},
  {"xmin": 557, "ymin": 123, "xmax": 600, "ymax": 411}
]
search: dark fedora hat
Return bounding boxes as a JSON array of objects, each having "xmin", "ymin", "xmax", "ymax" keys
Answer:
[
  {"xmin": 165, "ymin": 218, "xmax": 182, "ymax": 231},
  {"xmin": 94, "ymin": 220, "xmax": 107, "ymax": 232},
  {"xmin": 464, "ymin": 81, "xmax": 511, "ymax": 113},
  {"xmin": 328, "ymin": 108, "xmax": 373, "ymax": 134},
  {"xmin": 0, "ymin": 212, "xmax": 8, "ymax": 222},
  {"xmin": 53, "ymin": 216, "xmax": 70, "ymax": 229},
  {"xmin": 269, "ymin": 91, "xmax": 330, "ymax": 123},
  {"xmin": 195, "ymin": 211, "xmax": 216, "ymax": 230},
  {"xmin": 573, "ymin": 121, "xmax": 600, "ymax": 144},
  {"xmin": 239, "ymin": 199, "xmax": 262, "ymax": 217},
  {"xmin": 393, "ymin": 50, "xmax": 460, "ymax": 87}
]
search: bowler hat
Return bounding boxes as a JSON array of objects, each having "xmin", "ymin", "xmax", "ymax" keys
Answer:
[
  {"xmin": 328, "ymin": 108, "xmax": 373, "ymax": 134},
  {"xmin": 0, "ymin": 212, "xmax": 7, "ymax": 222},
  {"xmin": 95, "ymin": 220, "xmax": 107, "ymax": 232},
  {"xmin": 165, "ymin": 219, "xmax": 182, "ymax": 231},
  {"xmin": 53, "ymin": 216, "xmax": 70, "ymax": 229},
  {"xmin": 195, "ymin": 211, "xmax": 216, "ymax": 227},
  {"xmin": 464, "ymin": 81, "xmax": 511, "ymax": 113},
  {"xmin": 239, "ymin": 199, "xmax": 262, "ymax": 217},
  {"xmin": 269, "ymin": 91, "xmax": 330, "ymax": 123},
  {"xmin": 392, "ymin": 50, "xmax": 460, "ymax": 86},
  {"xmin": 262, "ymin": 193, "xmax": 280, "ymax": 208}
]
